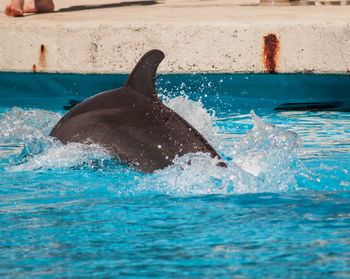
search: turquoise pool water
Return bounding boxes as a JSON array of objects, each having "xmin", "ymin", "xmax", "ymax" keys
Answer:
[{"xmin": 0, "ymin": 73, "xmax": 349, "ymax": 278}]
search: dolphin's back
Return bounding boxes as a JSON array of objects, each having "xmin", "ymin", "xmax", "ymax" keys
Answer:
[{"xmin": 50, "ymin": 50, "xmax": 226, "ymax": 173}]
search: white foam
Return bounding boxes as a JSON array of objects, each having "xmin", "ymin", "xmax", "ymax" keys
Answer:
[{"xmin": 6, "ymin": 142, "xmax": 111, "ymax": 172}]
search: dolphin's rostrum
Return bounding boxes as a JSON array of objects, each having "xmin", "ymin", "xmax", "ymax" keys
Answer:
[{"xmin": 50, "ymin": 50, "xmax": 227, "ymax": 173}]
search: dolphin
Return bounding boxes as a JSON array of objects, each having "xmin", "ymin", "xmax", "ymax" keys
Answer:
[{"xmin": 50, "ymin": 49, "xmax": 227, "ymax": 173}]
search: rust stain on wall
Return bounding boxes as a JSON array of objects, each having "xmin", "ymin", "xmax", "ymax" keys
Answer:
[
  {"xmin": 32, "ymin": 64, "xmax": 37, "ymax": 72},
  {"xmin": 39, "ymin": 44, "xmax": 47, "ymax": 69},
  {"xmin": 263, "ymin": 34, "xmax": 279, "ymax": 74}
]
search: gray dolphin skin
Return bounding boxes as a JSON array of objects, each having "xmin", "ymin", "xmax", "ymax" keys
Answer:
[{"xmin": 50, "ymin": 49, "xmax": 227, "ymax": 173}]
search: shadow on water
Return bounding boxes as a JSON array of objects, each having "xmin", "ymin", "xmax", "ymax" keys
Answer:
[{"xmin": 56, "ymin": 1, "xmax": 160, "ymax": 13}]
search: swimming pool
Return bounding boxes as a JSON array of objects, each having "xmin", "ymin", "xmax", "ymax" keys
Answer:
[{"xmin": 1, "ymin": 73, "xmax": 349, "ymax": 277}]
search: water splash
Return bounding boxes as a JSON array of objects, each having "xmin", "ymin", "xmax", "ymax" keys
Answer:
[
  {"xmin": 162, "ymin": 94, "xmax": 220, "ymax": 144},
  {"xmin": 0, "ymin": 99, "xmax": 308, "ymax": 196},
  {"xmin": 6, "ymin": 142, "xmax": 113, "ymax": 172},
  {"xmin": 229, "ymin": 111, "xmax": 302, "ymax": 192},
  {"xmin": 0, "ymin": 107, "xmax": 60, "ymax": 156},
  {"xmin": 110, "ymin": 107, "xmax": 304, "ymax": 196},
  {"xmin": 0, "ymin": 107, "xmax": 113, "ymax": 172},
  {"xmin": 146, "ymin": 110, "xmax": 302, "ymax": 195}
]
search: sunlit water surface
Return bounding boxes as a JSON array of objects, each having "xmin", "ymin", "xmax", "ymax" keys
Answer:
[{"xmin": 0, "ymin": 79, "xmax": 349, "ymax": 278}]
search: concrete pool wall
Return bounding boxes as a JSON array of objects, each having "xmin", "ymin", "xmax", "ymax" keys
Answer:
[{"xmin": 0, "ymin": 0, "xmax": 350, "ymax": 74}]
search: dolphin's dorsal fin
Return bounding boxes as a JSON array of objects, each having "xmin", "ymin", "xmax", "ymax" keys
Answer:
[{"xmin": 124, "ymin": 49, "xmax": 165, "ymax": 99}]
